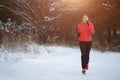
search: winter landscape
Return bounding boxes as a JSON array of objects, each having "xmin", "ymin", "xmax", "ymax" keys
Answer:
[
  {"xmin": 0, "ymin": 44, "xmax": 120, "ymax": 80},
  {"xmin": 0, "ymin": 0, "xmax": 120, "ymax": 80}
]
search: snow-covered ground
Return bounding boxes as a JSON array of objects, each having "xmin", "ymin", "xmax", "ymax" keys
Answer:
[{"xmin": 0, "ymin": 44, "xmax": 120, "ymax": 80}]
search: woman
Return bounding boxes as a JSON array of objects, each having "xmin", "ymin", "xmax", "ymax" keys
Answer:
[{"xmin": 77, "ymin": 15, "xmax": 95, "ymax": 74}]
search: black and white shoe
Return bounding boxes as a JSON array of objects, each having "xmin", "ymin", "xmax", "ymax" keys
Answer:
[{"xmin": 82, "ymin": 69, "xmax": 86, "ymax": 74}]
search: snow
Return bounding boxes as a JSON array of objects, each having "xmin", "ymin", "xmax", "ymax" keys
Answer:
[
  {"xmin": 0, "ymin": 45, "xmax": 120, "ymax": 80},
  {"xmin": 102, "ymin": 3, "xmax": 112, "ymax": 8},
  {"xmin": 44, "ymin": 16, "xmax": 56, "ymax": 21}
]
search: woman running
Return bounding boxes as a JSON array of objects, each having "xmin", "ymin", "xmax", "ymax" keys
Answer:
[{"xmin": 77, "ymin": 15, "xmax": 95, "ymax": 74}]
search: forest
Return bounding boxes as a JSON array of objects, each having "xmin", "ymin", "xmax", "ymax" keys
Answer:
[{"xmin": 0, "ymin": 0, "xmax": 120, "ymax": 52}]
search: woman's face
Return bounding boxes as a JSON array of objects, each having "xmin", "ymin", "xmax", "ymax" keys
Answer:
[{"xmin": 82, "ymin": 15, "xmax": 89, "ymax": 22}]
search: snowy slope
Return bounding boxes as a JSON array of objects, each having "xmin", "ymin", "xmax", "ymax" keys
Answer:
[{"xmin": 0, "ymin": 45, "xmax": 120, "ymax": 80}]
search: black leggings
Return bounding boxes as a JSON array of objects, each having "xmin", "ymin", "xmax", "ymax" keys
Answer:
[{"xmin": 79, "ymin": 41, "xmax": 92, "ymax": 69}]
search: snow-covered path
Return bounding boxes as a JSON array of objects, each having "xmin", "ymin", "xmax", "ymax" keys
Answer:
[{"xmin": 0, "ymin": 46, "xmax": 120, "ymax": 80}]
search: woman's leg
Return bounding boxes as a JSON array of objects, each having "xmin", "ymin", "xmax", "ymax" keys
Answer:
[
  {"xmin": 79, "ymin": 42, "xmax": 87, "ymax": 69},
  {"xmin": 85, "ymin": 41, "xmax": 92, "ymax": 65},
  {"xmin": 79, "ymin": 41, "xmax": 92, "ymax": 69}
]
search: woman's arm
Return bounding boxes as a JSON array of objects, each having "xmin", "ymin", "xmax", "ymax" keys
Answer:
[{"xmin": 89, "ymin": 23, "xmax": 95, "ymax": 35}]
